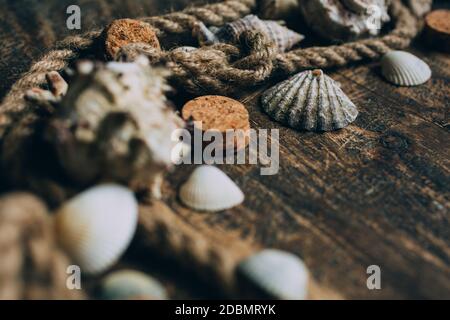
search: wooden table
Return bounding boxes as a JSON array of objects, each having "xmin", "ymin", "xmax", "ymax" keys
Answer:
[{"xmin": 0, "ymin": 0, "xmax": 449, "ymax": 299}]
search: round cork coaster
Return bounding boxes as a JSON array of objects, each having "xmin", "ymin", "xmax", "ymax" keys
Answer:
[
  {"xmin": 104, "ymin": 19, "xmax": 161, "ymax": 59},
  {"xmin": 182, "ymin": 96, "xmax": 250, "ymax": 151},
  {"xmin": 424, "ymin": 10, "xmax": 450, "ymax": 53}
]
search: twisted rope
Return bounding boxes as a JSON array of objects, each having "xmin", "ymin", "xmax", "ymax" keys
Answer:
[
  {"xmin": 0, "ymin": 0, "xmax": 423, "ymax": 119},
  {"xmin": 0, "ymin": 193, "xmax": 85, "ymax": 299},
  {"xmin": 0, "ymin": 0, "xmax": 429, "ymax": 299},
  {"xmin": 138, "ymin": 201, "xmax": 255, "ymax": 296}
]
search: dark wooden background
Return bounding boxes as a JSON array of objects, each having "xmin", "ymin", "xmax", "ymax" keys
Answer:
[{"xmin": 0, "ymin": 0, "xmax": 449, "ymax": 299}]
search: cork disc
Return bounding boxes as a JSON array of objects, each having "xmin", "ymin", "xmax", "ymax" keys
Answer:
[
  {"xmin": 425, "ymin": 10, "xmax": 450, "ymax": 35},
  {"xmin": 182, "ymin": 96, "xmax": 250, "ymax": 151},
  {"xmin": 105, "ymin": 19, "xmax": 161, "ymax": 59},
  {"xmin": 425, "ymin": 10, "xmax": 450, "ymax": 52}
]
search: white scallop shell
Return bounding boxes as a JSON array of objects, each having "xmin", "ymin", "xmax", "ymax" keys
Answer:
[
  {"xmin": 237, "ymin": 249, "xmax": 309, "ymax": 300},
  {"xmin": 100, "ymin": 270, "xmax": 168, "ymax": 300},
  {"xmin": 381, "ymin": 51, "xmax": 432, "ymax": 86},
  {"xmin": 179, "ymin": 165, "xmax": 244, "ymax": 212},
  {"xmin": 55, "ymin": 184, "xmax": 138, "ymax": 275}
]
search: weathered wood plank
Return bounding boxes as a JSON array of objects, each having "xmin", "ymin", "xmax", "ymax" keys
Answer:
[
  {"xmin": 161, "ymin": 57, "xmax": 450, "ymax": 299},
  {"xmin": 0, "ymin": 0, "xmax": 449, "ymax": 300}
]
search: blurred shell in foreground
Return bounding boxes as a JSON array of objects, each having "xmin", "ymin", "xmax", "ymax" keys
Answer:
[
  {"xmin": 55, "ymin": 184, "xmax": 138, "ymax": 275},
  {"xmin": 100, "ymin": 270, "xmax": 167, "ymax": 300},
  {"xmin": 46, "ymin": 57, "xmax": 185, "ymax": 194}
]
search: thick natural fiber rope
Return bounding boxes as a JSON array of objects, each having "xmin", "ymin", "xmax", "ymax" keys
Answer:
[
  {"xmin": 0, "ymin": 0, "xmax": 422, "ymax": 122},
  {"xmin": 0, "ymin": 0, "xmax": 429, "ymax": 299},
  {"xmin": 138, "ymin": 201, "xmax": 256, "ymax": 297},
  {"xmin": 0, "ymin": 193, "xmax": 85, "ymax": 299}
]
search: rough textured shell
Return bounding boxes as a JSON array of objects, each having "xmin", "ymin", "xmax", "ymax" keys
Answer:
[
  {"xmin": 55, "ymin": 184, "xmax": 138, "ymax": 275},
  {"xmin": 299, "ymin": 0, "xmax": 390, "ymax": 41},
  {"xmin": 100, "ymin": 270, "xmax": 167, "ymax": 300},
  {"xmin": 381, "ymin": 51, "xmax": 432, "ymax": 86},
  {"xmin": 179, "ymin": 166, "xmax": 244, "ymax": 212},
  {"xmin": 237, "ymin": 249, "xmax": 309, "ymax": 300},
  {"xmin": 261, "ymin": 70, "xmax": 358, "ymax": 131},
  {"xmin": 47, "ymin": 58, "xmax": 185, "ymax": 193},
  {"xmin": 216, "ymin": 15, "xmax": 304, "ymax": 52}
]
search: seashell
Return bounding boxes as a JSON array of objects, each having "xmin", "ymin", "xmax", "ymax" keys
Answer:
[
  {"xmin": 179, "ymin": 165, "xmax": 244, "ymax": 212},
  {"xmin": 299, "ymin": 0, "xmax": 390, "ymax": 41},
  {"xmin": 381, "ymin": 51, "xmax": 432, "ymax": 86},
  {"xmin": 100, "ymin": 270, "xmax": 168, "ymax": 300},
  {"xmin": 259, "ymin": 0, "xmax": 300, "ymax": 19},
  {"xmin": 193, "ymin": 15, "xmax": 304, "ymax": 53},
  {"xmin": 237, "ymin": 249, "xmax": 309, "ymax": 300},
  {"xmin": 46, "ymin": 58, "xmax": 186, "ymax": 196},
  {"xmin": 55, "ymin": 184, "xmax": 138, "ymax": 275},
  {"xmin": 261, "ymin": 69, "xmax": 358, "ymax": 132}
]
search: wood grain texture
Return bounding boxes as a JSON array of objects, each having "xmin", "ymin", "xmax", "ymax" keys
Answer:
[{"xmin": 0, "ymin": 0, "xmax": 449, "ymax": 299}]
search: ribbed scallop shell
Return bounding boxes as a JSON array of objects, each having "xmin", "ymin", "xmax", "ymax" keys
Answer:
[
  {"xmin": 261, "ymin": 70, "xmax": 358, "ymax": 131},
  {"xmin": 179, "ymin": 165, "xmax": 244, "ymax": 212},
  {"xmin": 237, "ymin": 249, "xmax": 309, "ymax": 300},
  {"xmin": 100, "ymin": 270, "xmax": 168, "ymax": 300},
  {"xmin": 381, "ymin": 51, "xmax": 432, "ymax": 86},
  {"xmin": 55, "ymin": 184, "xmax": 138, "ymax": 275},
  {"xmin": 199, "ymin": 15, "xmax": 304, "ymax": 53},
  {"xmin": 341, "ymin": 0, "xmax": 373, "ymax": 13}
]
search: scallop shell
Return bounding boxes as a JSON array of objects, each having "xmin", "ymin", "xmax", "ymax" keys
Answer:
[
  {"xmin": 261, "ymin": 69, "xmax": 358, "ymax": 132},
  {"xmin": 55, "ymin": 184, "xmax": 138, "ymax": 275},
  {"xmin": 381, "ymin": 51, "xmax": 432, "ymax": 86},
  {"xmin": 237, "ymin": 249, "xmax": 309, "ymax": 300},
  {"xmin": 179, "ymin": 165, "xmax": 244, "ymax": 212},
  {"xmin": 299, "ymin": 0, "xmax": 390, "ymax": 41},
  {"xmin": 100, "ymin": 270, "xmax": 168, "ymax": 300},
  {"xmin": 194, "ymin": 15, "xmax": 304, "ymax": 53}
]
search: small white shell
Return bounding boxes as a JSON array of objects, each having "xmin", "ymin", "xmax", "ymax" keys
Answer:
[
  {"xmin": 237, "ymin": 249, "xmax": 309, "ymax": 300},
  {"xmin": 179, "ymin": 165, "xmax": 244, "ymax": 212},
  {"xmin": 381, "ymin": 51, "xmax": 432, "ymax": 86},
  {"xmin": 55, "ymin": 184, "xmax": 138, "ymax": 275},
  {"xmin": 100, "ymin": 270, "xmax": 168, "ymax": 300}
]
